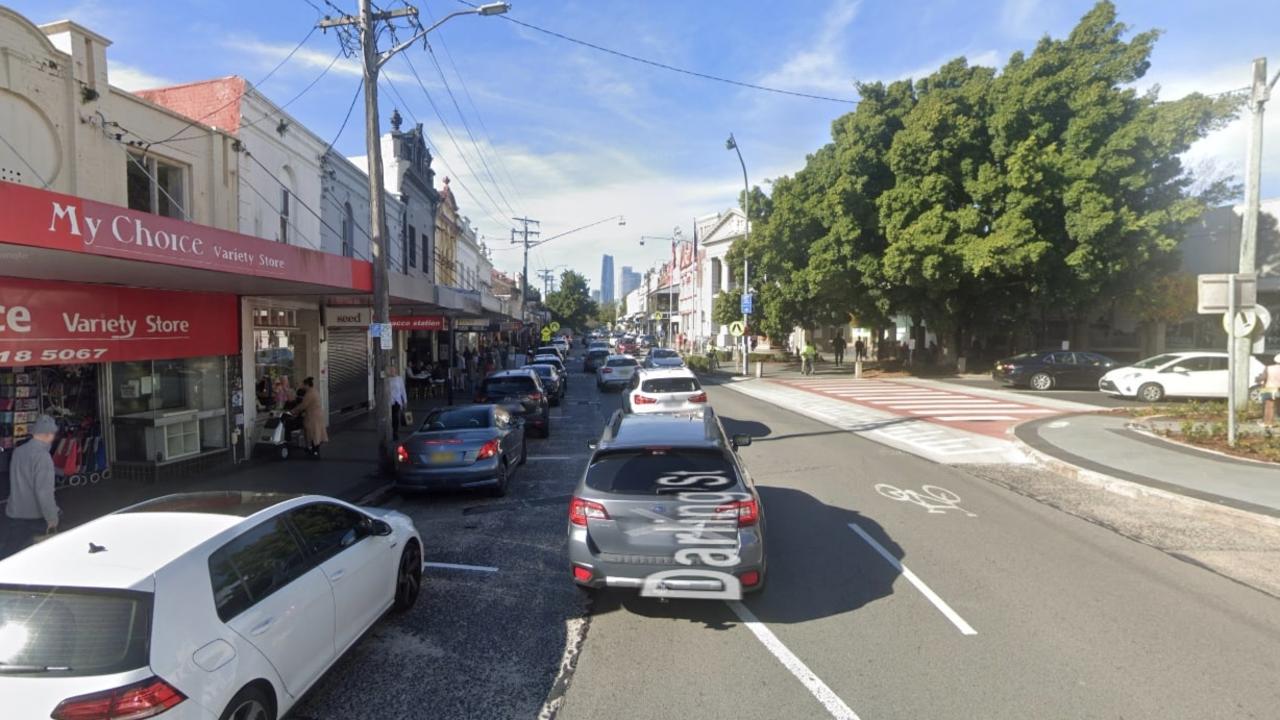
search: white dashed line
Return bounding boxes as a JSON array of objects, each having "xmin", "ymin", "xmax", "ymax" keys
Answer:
[
  {"xmin": 848, "ymin": 522, "xmax": 977, "ymax": 636},
  {"xmin": 424, "ymin": 562, "xmax": 500, "ymax": 573}
]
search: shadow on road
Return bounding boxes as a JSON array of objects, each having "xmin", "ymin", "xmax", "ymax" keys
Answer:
[
  {"xmin": 718, "ymin": 415, "xmax": 772, "ymax": 439},
  {"xmin": 587, "ymin": 485, "xmax": 902, "ymax": 628}
]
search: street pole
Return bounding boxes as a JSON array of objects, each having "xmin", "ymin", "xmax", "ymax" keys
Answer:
[
  {"xmin": 1235, "ymin": 58, "xmax": 1279, "ymax": 403},
  {"xmin": 727, "ymin": 133, "xmax": 750, "ymax": 375},
  {"xmin": 1228, "ymin": 273, "xmax": 1238, "ymax": 446}
]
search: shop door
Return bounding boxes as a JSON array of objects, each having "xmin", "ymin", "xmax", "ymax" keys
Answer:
[{"xmin": 328, "ymin": 328, "xmax": 369, "ymax": 416}]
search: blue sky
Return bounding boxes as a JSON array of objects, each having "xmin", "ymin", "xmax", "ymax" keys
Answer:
[{"xmin": 12, "ymin": 0, "xmax": 1280, "ymax": 291}]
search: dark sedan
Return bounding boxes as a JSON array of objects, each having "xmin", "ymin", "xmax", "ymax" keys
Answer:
[
  {"xmin": 526, "ymin": 362, "xmax": 566, "ymax": 404},
  {"xmin": 395, "ymin": 405, "xmax": 526, "ymax": 496},
  {"xmin": 584, "ymin": 348, "xmax": 611, "ymax": 373},
  {"xmin": 993, "ymin": 350, "xmax": 1118, "ymax": 390},
  {"xmin": 475, "ymin": 369, "xmax": 552, "ymax": 437}
]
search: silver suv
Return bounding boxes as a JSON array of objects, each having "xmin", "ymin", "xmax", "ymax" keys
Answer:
[{"xmin": 567, "ymin": 409, "xmax": 765, "ymax": 599}]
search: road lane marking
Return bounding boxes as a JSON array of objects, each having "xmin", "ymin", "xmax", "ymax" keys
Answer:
[
  {"xmin": 726, "ymin": 600, "xmax": 862, "ymax": 720},
  {"xmin": 526, "ymin": 455, "xmax": 578, "ymax": 461},
  {"xmin": 424, "ymin": 562, "xmax": 499, "ymax": 573},
  {"xmin": 847, "ymin": 522, "xmax": 977, "ymax": 635}
]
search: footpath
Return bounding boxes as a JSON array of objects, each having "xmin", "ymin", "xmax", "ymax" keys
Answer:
[{"xmin": 707, "ymin": 359, "xmax": 1280, "ymax": 520}]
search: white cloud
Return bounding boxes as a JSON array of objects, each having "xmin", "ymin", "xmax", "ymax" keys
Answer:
[
  {"xmin": 757, "ymin": 0, "xmax": 861, "ymax": 96},
  {"xmin": 1000, "ymin": 0, "xmax": 1042, "ymax": 38},
  {"xmin": 220, "ymin": 38, "xmax": 418, "ymax": 87},
  {"xmin": 893, "ymin": 48, "xmax": 1003, "ymax": 83},
  {"xmin": 108, "ymin": 62, "xmax": 174, "ymax": 91}
]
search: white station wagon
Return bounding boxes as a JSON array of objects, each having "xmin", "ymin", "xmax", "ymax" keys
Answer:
[{"xmin": 0, "ymin": 492, "xmax": 422, "ymax": 720}]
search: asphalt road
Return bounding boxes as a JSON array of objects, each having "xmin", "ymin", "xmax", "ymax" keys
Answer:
[
  {"xmin": 935, "ymin": 375, "xmax": 1143, "ymax": 408},
  {"xmin": 292, "ymin": 351, "xmax": 1280, "ymax": 719}
]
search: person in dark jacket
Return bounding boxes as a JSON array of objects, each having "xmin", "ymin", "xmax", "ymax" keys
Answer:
[{"xmin": 1, "ymin": 415, "xmax": 60, "ymax": 560}]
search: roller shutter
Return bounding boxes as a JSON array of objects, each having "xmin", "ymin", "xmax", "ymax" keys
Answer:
[{"xmin": 327, "ymin": 328, "xmax": 369, "ymax": 416}]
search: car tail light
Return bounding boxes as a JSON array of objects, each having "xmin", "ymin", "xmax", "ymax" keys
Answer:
[
  {"xmin": 52, "ymin": 676, "xmax": 186, "ymax": 720},
  {"xmin": 633, "ymin": 394, "xmax": 657, "ymax": 405},
  {"xmin": 716, "ymin": 498, "xmax": 759, "ymax": 527},
  {"xmin": 738, "ymin": 570, "xmax": 761, "ymax": 588},
  {"xmin": 475, "ymin": 395, "xmax": 488, "ymax": 403},
  {"xmin": 569, "ymin": 497, "xmax": 610, "ymax": 526},
  {"xmin": 688, "ymin": 392, "xmax": 707, "ymax": 403},
  {"xmin": 396, "ymin": 445, "xmax": 409, "ymax": 463},
  {"xmin": 573, "ymin": 565, "xmax": 593, "ymax": 582},
  {"xmin": 528, "ymin": 392, "xmax": 543, "ymax": 402},
  {"xmin": 601, "ymin": 367, "xmax": 613, "ymax": 374},
  {"xmin": 476, "ymin": 438, "xmax": 500, "ymax": 460}
]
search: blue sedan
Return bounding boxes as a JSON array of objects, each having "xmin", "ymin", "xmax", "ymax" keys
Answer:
[{"xmin": 395, "ymin": 405, "xmax": 527, "ymax": 496}]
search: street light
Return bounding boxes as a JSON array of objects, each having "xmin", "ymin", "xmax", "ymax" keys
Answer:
[
  {"xmin": 378, "ymin": 3, "xmax": 510, "ymax": 66},
  {"xmin": 726, "ymin": 132, "xmax": 750, "ymax": 375}
]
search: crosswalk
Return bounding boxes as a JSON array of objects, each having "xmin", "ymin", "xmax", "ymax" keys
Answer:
[{"xmin": 774, "ymin": 377, "xmax": 1058, "ymax": 437}]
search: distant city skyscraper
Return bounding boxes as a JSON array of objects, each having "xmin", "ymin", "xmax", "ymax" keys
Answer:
[
  {"xmin": 601, "ymin": 255, "xmax": 615, "ymax": 304},
  {"xmin": 620, "ymin": 266, "xmax": 642, "ymax": 297},
  {"xmin": 591, "ymin": 289, "xmax": 601, "ymax": 303}
]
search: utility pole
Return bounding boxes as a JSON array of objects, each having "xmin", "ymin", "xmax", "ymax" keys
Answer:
[
  {"xmin": 318, "ymin": 1, "xmax": 509, "ymax": 472},
  {"xmin": 538, "ymin": 268, "xmax": 556, "ymax": 297},
  {"xmin": 512, "ymin": 216, "xmax": 541, "ymax": 322},
  {"xmin": 727, "ymin": 133, "xmax": 750, "ymax": 375},
  {"xmin": 1234, "ymin": 57, "xmax": 1279, "ymax": 404}
]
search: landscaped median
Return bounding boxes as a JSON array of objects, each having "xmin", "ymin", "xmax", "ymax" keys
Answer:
[{"xmin": 1119, "ymin": 401, "xmax": 1280, "ymax": 464}]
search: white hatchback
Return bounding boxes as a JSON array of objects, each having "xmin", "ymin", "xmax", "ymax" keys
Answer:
[
  {"xmin": 1099, "ymin": 351, "xmax": 1265, "ymax": 402},
  {"xmin": 623, "ymin": 367, "xmax": 708, "ymax": 413},
  {"xmin": 0, "ymin": 492, "xmax": 422, "ymax": 720},
  {"xmin": 596, "ymin": 354, "xmax": 639, "ymax": 391}
]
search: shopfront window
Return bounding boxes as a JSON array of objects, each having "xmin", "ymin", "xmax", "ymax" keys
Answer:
[{"xmin": 111, "ymin": 357, "xmax": 228, "ymax": 463}]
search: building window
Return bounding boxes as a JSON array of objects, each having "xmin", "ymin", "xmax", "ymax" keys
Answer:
[
  {"xmin": 125, "ymin": 153, "xmax": 187, "ymax": 219},
  {"xmin": 342, "ymin": 202, "xmax": 354, "ymax": 257},
  {"xmin": 711, "ymin": 258, "xmax": 723, "ymax": 294},
  {"xmin": 418, "ymin": 227, "xmax": 429, "ymax": 276},
  {"xmin": 408, "ymin": 226, "xmax": 417, "ymax": 268},
  {"xmin": 279, "ymin": 188, "xmax": 290, "ymax": 244}
]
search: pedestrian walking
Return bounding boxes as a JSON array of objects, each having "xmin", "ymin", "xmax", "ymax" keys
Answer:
[
  {"xmin": 1, "ymin": 415, "xmax": 60, "ymax": 560},
  {"xmin": 854, "ymin": 338, "xmax": 866, "ymax": 361},
  {"xmin": 801, "ymin": 340, "xmax": 817, "ymax": 376},
  {"xmin": 295, "ymin": 377, "xmax": 328, "ymax": 457},
  {"xmin": 388, "ymin": 367, "xmax": 408, "ymax": 439},
  {"xmin": 1257, "ymin": 354, "xmax": 1280, "ymax": 426},
  {"xmin": 499, "ymin": 342, "xmax": 510, "ymax": 369},
  {"xmin": 832, "ymin": 333, "xmax": 847, "ymax": 367}
]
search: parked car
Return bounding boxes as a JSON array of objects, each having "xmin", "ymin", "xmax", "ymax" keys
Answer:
[
  {"xmin": 535, "ymin": 345, "xmax": 565, "ymax": 362},
  {"xmin": 1098, "ymin": 351, "xmax": 1266, "ymax": 402},
  {"xmin": 475, "ymin": 369, "xmax": 552, "ymax": 437},
  {"xmin": 526, "ymin": 362, "xmax": 567, "ymax": 403},
  {"xmin": 584, "ymin": 348, "xmax": 611, "ymax": 373},
  {"xmin": 395, "ymin": 405, "xmax": 526, "ymax": 496},
  {"xmin": 568, "ymin": 410, "xmax": 764, "ymax": 597},
  {"xmin": 616, "ymin": 339, "xmax": 638, "ymax": 355},
  {"xmin": 596, "ymin": 354, "xmax": 639, "ymax": 391},
  {"xmin": 0, "ymin": 491, "xmax": 421, "ymax": 720},
  {"xmin": 531, "ymin": 354, "xmax": 568, "ymax": 377},
  {"xmin": 992, "ymin": 350, "xmax": 1118, "ymax": 390},
  {"xmin": 623, "ymin": 367, "xmax": 707, "ymax": 414},
  {"xmin": 643, "ymin": 347, "xmax": 686, "ymax": 369}
]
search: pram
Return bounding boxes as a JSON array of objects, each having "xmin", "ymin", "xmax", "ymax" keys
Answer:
[{"xmin": 255, "ymin": 398, "xmax": 309, "ymax": 460}]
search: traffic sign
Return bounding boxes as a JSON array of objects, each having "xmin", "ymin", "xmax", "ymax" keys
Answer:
[
  {"xmin": 740, "ymin": 293, "xmax": 754, "ymax": 315},
  {"xmin": 549, "ymin": 321, "xmax": 561, "ymax": 332},
  {"xmin": 729, "ymin": 321, "xmax": 745, "ymax": 337},
  {"xmin": 540, "ymin": 327, "xmax": 552, "ymax": 341},
  {"xmin": 1198, "ymin": 273, "xmax": 1257, "ymax": 314}
]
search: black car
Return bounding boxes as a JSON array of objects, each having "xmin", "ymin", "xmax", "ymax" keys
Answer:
[
  {"xmin": 395, "ymin": 405, "xmax": 526, "ymax": 496},
  {"xmin": 993, "ymin": 350, "xmax": 1117, "ymax": 390},
  {"xmin": 536, "ymin": 345, "xmax": 565, "ymax": 362},
  {"xmin": 526, "ymin": 362, "xmax": 566, "ymax": 404},
  {"xmin": 475, "ymin": 369, "xmax": 552, "ymax": 437},
  {"xmin": 584, "ymin": 348, "xmax": 611, "ymax": 373}
]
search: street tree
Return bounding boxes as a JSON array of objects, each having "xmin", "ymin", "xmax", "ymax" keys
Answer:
[{"xmin": 544, "ymin": 270, "xmax": 597, "ymax": 332}]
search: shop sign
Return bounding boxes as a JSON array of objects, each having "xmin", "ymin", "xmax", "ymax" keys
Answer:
[
  {"xmin": 0, "ymin": 182, "xmax": 373, "ymax": 292},
  {"xmin": 391, "ymin": 315, "xmax": 445, "ymax": 331},
  {"xmin": 324, "ymin": 306, "xmax": 373, "ymax": 327},
  {"xmin": 0, "ymin": 277, "xmax": 238, "ymax": 367},
  {"xmin": 454, "ymin": 318, "xmax": 492, "ymax": 330},
  {"xmin": 500, "ymin": 322, "xmax": 523, "ymax": 332}
]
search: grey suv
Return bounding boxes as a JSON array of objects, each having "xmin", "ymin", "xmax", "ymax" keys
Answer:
[{"xmin": 567, "ymin": 410, "xmax": 765, "ymax": 599}]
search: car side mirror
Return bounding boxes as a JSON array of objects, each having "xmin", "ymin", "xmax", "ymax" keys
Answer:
[
  {"xmin": 371, "ymin": 519, "xmax": 393, "ymax": 536},
  {"xmin": 587, "ymin": 440, "xmax": 598, "ymax": 449},
  {"xmin": 731, "ymin": 434, "xmax": 752, "ymax": 448}
]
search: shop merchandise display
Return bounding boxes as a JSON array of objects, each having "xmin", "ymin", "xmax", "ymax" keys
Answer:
[{"xmin": 0, "ymin": 366, "xmax": 107, "ymax": 495}]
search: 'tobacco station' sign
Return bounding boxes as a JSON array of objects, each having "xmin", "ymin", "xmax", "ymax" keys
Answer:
[{"xmin": 0, "ymin": 278, "xmax": 238, "ymax": 367}]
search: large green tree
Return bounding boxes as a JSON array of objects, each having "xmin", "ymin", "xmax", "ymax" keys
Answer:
[{"xmin": 544, "ymin": 270, "xmax": 597, "ymax": 332}]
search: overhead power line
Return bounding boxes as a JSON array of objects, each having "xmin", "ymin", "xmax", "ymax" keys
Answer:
[{"xmin": 455, "ymin": 0, "xmax": 859, "ymax": 105}]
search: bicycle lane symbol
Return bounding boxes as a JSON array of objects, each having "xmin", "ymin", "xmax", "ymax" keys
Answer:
[{"xmin": 874, "ymin": 484, "xmax": 977, "ymax": 517}]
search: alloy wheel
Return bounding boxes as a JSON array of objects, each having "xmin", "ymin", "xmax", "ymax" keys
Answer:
[
  {"xmin": 394, "ymin": 543, "xmax": 422, "ymax": 611},
  {"xmin": 1030, "ymin": 373, "xmax": 1053, "ymax": 391},
  {"xmin": 229, "ymin": 700, "xmax": 270, "ymax": 720}
]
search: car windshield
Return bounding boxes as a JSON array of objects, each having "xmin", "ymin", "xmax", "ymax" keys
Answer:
[
  {"xmin": 483, "ymin": 379, "xmax": 536, "ymax": 395},
  {"xmin": 1131, "ymin": 353, "xmax": 1181, "ymax": 369},
  {"xmin": 607, "ymin": 358, "xmax": 638, "ymax": 367},
  {"xmin": 642, "ymin": 377, "xmax": 700, "ymax": 393},
  {"xmin": 585, "ymin": 449, "xmax": 738, "ymax": 495},
  {"xmin": 0, "ymin": 586, "xmax": 152, "ymax": 676},
  {"xmin": 529, "ymin": 364, "xmax": 556, "ymax": 377},
  {"xmin": 651, "ymin": 349, "xmax": 678, "ymax": 358},
  {"xmin": 421, "ymin": 406, "xmax": 491, "ymax": 431}
]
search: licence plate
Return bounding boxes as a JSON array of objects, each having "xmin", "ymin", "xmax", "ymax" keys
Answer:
[{"xmin": 430, "ymin": 451, "xmax": 458, "ymax": 463}]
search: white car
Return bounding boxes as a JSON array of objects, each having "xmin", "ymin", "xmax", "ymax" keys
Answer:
[
  {"xmin": 596, "ymin": 354, "xmax": 639, "ymax": 391},
  {"xmin": 0, "ymin": 492, "xmax": 422, "ymax": 720},
  {"xmin": 623, "ymin": 367, "xmax": 708, "ymax": 413},
  {"xmin": 1099, "ymin": 351, "xmax": 1265, "ymax": 402}
]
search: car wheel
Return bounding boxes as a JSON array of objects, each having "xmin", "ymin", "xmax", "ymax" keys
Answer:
[
  {"xmin": 490, "ymin": 460, "xmax": 509, "ymax": 497},
  {"xmin": 541, "ymin": 418, "xmax": 552, "ymax": 438},
  {"xmin": 1137, "ymin": 382, "xmax": 1165, "ymax": 403},
  {"xmin": 519, "ymin": 436, "xmax": 528, "ymax": 465},
  {"xmin": 219, "ymin": 685, "xmax": 275, "ymax": 720},
  {"xmin": 1029, "ymin": 372, "xmax": 1054, "ymax": 391},
  {"xmin": 393, "ymin": 541, "xmax": 422, "ymax": 612}
]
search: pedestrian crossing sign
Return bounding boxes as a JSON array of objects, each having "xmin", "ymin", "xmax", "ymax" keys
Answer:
[
  {"xmin": 541, "ymin": 327, "xmax": 552, "ymax": 341},
  {"xmin": 729, "ymin": 321, "xmax": 745, "ymax": 337},
  {"xmin": 549, "ymin": 321, "xmax": 561, "ymax": 332}
]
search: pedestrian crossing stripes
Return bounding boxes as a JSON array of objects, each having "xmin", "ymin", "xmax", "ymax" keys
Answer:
[{"xmin": 774, "ymin": 377, "xmax": 1059, "ymax": 437}]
